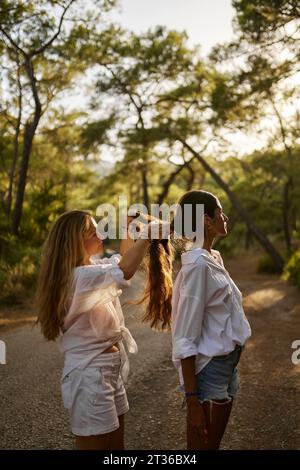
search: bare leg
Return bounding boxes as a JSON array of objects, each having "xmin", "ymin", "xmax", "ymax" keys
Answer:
[
  {"xmin": 75, "ymin": 433, "xmax": 111, "ymax": 450},
  {"xmin": 187, "ymin": 399, "xmax": 233, "ymax": 450},
  {"xmin": 217, "ymin": 398, "xmax": 233, "ymax": 448},
  {"xmin": 75, "ymin": 415, "xmax": 125, "ymax": 450},
  {"xmin": 109, "ymin": 414, "xmax": 125, "ymax": 450}
]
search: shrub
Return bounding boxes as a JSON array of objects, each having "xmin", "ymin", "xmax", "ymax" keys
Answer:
[
  {"xmin": 257, "ymin": 254, "xmax": 282, "ymax": 274},
  {"xmin": 0, "ymin": 243, "xmax": 40, "ymax": 306},
  {"xmin": 283, "ymin": 249, "xmax": 300, "ymax": 290}
]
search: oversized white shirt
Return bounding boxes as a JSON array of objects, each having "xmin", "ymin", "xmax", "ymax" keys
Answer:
[
  {"xmin": 59, "ymin": 254, "xmax": 137, "ymax": 383},
  {"xmin": 171, "ymin": 247, "xmax": 251, "ymax": 384}
]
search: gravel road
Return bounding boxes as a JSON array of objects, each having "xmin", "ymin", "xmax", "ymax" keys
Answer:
[{"xmin": 1, "ymin": 258, "xmax": 300, "ymax": 450}]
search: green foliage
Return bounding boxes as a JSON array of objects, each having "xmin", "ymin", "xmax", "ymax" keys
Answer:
[
  {"xmin": 233, "ymin": 0, "xmax": 300, "ymax": 40},
  {"xmin": 80, "ymin": 116, "xmax": 116, "ymax": 154},
  {"xmin": 21, "ymin": 182, "xmax": 67, "ymax": 243},
  {"xmin": 283, "ymin": 249, "xmax": 300, "ymax": 289},
  {"xmin": 257, "ymin": 254, "xmax": 282, "ymax": 274},
  {"xmin": 0, "ymin": 1, "xmax": 299, "ymax": 308},
  {"xmin": 0, "ymin": 234, "xmax": 40, "ymax": 305}
]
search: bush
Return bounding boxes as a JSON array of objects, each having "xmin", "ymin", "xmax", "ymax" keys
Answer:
[
  {"xmin": 257, "ymin": 254, "xmax": 282, "ymax": 274},
  {"xmin": 283, "ymin": 249, "xmax": 300, "ymax": 290},
  {"xmin": 0, "ymin": 241, "xmax": 40, "ymax": 306}
]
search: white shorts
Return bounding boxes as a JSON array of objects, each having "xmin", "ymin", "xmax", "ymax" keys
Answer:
[{"xmin": 61, "ymin": 351, "xmax": 129, "ymax": 436}]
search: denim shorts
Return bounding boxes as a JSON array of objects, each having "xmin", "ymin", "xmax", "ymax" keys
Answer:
[{"xmin": 196, "ymin": 345, "xmax": 243, "ymax": 402}]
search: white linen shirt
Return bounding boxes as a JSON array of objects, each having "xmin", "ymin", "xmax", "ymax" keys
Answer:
[
  {"xmin": 172, "ymin": 247, "xmax": 251, "ymax": 384},
  {"xmin": 59, "ymin": 254, "xmax": 137, "ymax": 383}
]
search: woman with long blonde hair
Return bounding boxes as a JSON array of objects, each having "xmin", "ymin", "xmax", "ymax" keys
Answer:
[{"xmin": 36, "ymin": 209, "xmax": 172, "ymax": 450}]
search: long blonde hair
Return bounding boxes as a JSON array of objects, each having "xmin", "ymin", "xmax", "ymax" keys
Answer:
[{"xmin": 36, "ymin": 210, "xmax": 94, "ymax": 341}]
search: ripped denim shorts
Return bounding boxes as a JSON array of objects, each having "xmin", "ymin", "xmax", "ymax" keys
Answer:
[{"xmin": 196, "ymin": 344, "xmax": 243, "ymax": 403}]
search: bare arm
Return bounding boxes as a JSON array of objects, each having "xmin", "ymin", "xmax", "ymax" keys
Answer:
[
  {"xmin": 119, "ymin": 234, "xmax": 135, "ymax": 256},
  {"xmin": 119, "ymin": 216, "xmax": 166, "ymax": 280},
  {"xmin": 181, "ymin": 356, "xmax": 198, "ymax": 393},
  {"xmin": 118, "ymin": 238, "xmax": 150, "ymax": 280},
  {"xmin": 181, "ymin": 356, "xmax": 208, "ymax": 442},
  {"xmin": 119, "ymin": 216, "xmax": 135, "ymax": 256}
]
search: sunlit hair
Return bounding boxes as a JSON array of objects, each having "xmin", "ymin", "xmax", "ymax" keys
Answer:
[
  {"xmin": 132, "ymin": 191, "xmax": 218, "ymax": 329},
  {"xmin": 36, "ymin": 210, "xmax": 95, "ymax": 341},
  {"xmin": 132, "ymin": 213, "xmax": 174, "ymax": 331}
]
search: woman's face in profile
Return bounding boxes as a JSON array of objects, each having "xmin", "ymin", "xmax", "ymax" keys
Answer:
[
  {"xmin": 83, "ymin": 218, "xmax": 104, "ymax": 257},
  {"xmin": 206, "ymin": 201, "xmax": 229, "ymax": 237}
]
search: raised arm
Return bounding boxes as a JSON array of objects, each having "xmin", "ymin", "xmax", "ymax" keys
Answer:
[
  {"xmin": 119, "ymin": 215, "xmax": 136, "ymax": 256},
  {"xmin": 118, "ymin": 216, "xmax": 166, "ymax": 280},
  {"xmin": 118, "ymin": 237, "xmax": 150, "ymax": 280}
]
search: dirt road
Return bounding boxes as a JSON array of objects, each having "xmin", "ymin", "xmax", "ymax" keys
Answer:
[{"xmin": 0, "ymin": 255, "xmax": 300, "ymax": 449}]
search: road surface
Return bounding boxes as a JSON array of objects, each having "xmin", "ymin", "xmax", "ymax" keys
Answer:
[{"xmin": 1, "ymin": 256, "xmax": 300, "ymax": 449}]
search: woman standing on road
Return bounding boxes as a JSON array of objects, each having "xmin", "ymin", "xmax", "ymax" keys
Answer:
[
  {"xmin": 171, "ymin": 190, "xmax": 251, "ymax": 450},
  {"xmin": 36, "ymin": 210, "xmax": 170, "ymax": 450}
]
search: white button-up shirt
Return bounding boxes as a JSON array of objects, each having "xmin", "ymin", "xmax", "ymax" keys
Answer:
[
  {"xmin": 172, "ymin": 247, "xmax": 251, "ymax": 384},
  {"xmin": 59, "ymin": 254, "xmax": 137, "ymax": 383}
]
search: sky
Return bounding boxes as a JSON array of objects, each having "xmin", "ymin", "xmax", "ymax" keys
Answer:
[{"xmin": 109, "ymin": 0, "xmax": 236, "ymax": 55}]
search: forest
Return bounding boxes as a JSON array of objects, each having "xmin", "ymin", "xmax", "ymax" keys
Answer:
[{"xmin": 0, "ymin": 0, "xmax": 300, "ymax": 308}]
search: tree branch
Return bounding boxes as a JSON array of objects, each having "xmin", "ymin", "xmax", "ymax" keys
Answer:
[
  {"xmin": 104, "ymin": 65, "xmax": 144, "ymax": 127},
  {"xmin": 30, "ymin": 0, "xmax": 75, "ymax": 58},
  {"xmin": 269, "ymin": 94, "xmax": 292, "ymax": 157},
  {"xmin": 0, "ymin": 27, "xmax": 26, "ymax": 56}
]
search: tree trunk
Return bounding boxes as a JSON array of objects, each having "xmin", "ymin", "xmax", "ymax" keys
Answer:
[
  {"xmin": 11, "ymin": 58, "xmax": 42, "ymax": 235},
  {"xmin": 179, "ymin": 139, "xmax": 284, "ymax": 272},
  {"xmin": 3, "ymin": 1, "xmax": 73, "ymax": 234},
  {"xmin": 156, "ymin": 156, "xmax": 196, "ymax": 205},
  {"xmin": 245, "ymin": 226, "xmax": 253, "ymax": 250},
  {"xmin": 141, "ymin": 167, "xmax": 149, "ymax": 211},
  {"xmin": 186, "ymin": 163, "xmax": 195, "ymax": 191},
  {"xmin": 129, "ymin": 184, "xmax": 135, "ymax": 206},
  {"xmin": 270, "ymin": 95, "xmax": 293, "ymax": 252},
  {"xmin": 282, "ymin": 177, "xmax": 292, "ymax": 253},
  {"xmin": 7, "ymin": 61, "xmax": 22, "ymax": 220}
]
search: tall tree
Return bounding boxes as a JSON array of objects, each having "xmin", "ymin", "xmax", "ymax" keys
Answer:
[
  {"xmin": 87, "ymin": 26, "xmax": 285, "ymax": 269},
  {"xmin": 90, "ymin": 27, "xmax": 200, "ymax": 209},
  {"xmin": 210, "ymin": 0, "xmax": 300, "ymax": 254},
  {"xmin": 0, "ymin": 0, "xmax": 116, "ymax": 234}
]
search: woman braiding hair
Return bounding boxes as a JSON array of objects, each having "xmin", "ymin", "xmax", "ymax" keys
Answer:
[{"xmin": 36, "ymin": 209, "xmax": 169, "ymax": 450}]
